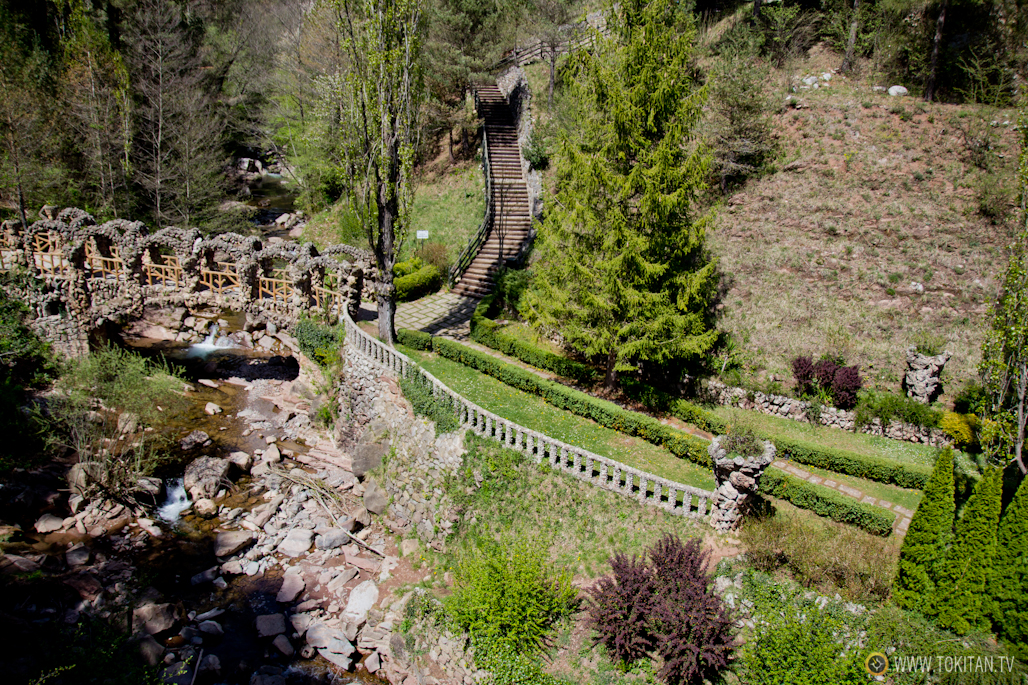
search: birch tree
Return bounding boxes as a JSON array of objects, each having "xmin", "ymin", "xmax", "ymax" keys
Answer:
[{"xmin": 332, "ymin": 0, "xmax": 424, "ymax": 343}]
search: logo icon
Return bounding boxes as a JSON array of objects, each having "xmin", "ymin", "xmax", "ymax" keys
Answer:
[{"xmin": 865, "ymin": 652, "xmax": 889, "ymax": 676}]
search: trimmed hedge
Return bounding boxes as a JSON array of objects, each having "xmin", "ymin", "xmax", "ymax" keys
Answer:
[
  {"xmin": 395, "ymin": 264, "xmax": 442, "ymax": 302},
  {"xmin": 621, "ymin": 378, "xmax": 930, "ymax": 490},
  {"xmin": 397, "ymin": 328, "xmax": 432, "ymax": 351},
  {"xmin": 760, "ymin": 470, "xmax": 897, "ymax": 537},
  {"xmin": 430, "ymin": 336, "xmax": 712, "ymax": 468},
  {"xmin": 771, "ymin": 436, "xmax": 931, "ymax": 490},
  {"xmin": 469, "ymin": 296, "xmax": 597, "ymax": 384}
]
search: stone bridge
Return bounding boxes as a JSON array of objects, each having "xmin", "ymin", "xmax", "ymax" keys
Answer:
[{"xmin": 0, "ymin": 207, "xmax": 373, "ymax": 356}]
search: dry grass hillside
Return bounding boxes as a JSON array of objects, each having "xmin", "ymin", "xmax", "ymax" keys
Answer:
[{"xmin": 710, "ymin": 46, "xmax": 1020, "ymax": 394}]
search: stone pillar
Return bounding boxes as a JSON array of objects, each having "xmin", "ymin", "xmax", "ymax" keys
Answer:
[
  {"xmin": 903, "ymin": 347, "xmax": 951, "ymax": 404},
  {"xmin": 709, "ymin": 436, "xmax": 776, "ymax": 533}
]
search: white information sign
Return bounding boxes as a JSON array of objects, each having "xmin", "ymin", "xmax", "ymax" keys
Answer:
[{"xmin": 416, "ymin": 230, "xmax": 429, "ymax": 240}]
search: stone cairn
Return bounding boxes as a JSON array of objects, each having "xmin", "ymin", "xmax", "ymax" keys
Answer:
[
  {"xmin": 709, "ymin": 436, "xmax": 776, "ymax": 533},
  {"xmin": 904, "ymin": 347, "xmax": 951, "ymax": 404}
]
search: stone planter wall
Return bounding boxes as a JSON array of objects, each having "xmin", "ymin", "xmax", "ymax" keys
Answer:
[{"xmin": 705, "ymin": 380, "xmax": 951, "ymax": 447}]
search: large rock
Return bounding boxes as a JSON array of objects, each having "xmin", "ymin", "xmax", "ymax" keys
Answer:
[
  {"xmin": 228, "ymin": 451, "xmax": 253, "ymax": 471},
  {"xmin": 276, "ymin": 529, "xmax": 313, "ymax": 557},
  {"xmin": 214, "ymin": 530, "xmax": 253, "ymax": 557},
  {"xmin": 134, "ymin": 603, "xmax": 176, "ymax": 635},
  {"xmin": 353, "ymin": 418, "xmax": 390, "ymax": 478},
  {"xmin": 904, "ymin": 347, "xmax": 952, "ymax": 404},
  {"xmin": 117, "ymin": 412, "xmax": 139, "ymax": 435},
  {"xmin": 342, "ymin": 580, "xmax": 379, "ymax": 626},
  {"xmin": 276, "ymin": 573, "xmax": 305, "ymax": 603},
  {"xmin": 363, "ymin": 480, "xmax": 388, "ymax": 515},
  {"xmin": 315, "ymin": 528, "xmax": 351, "ymax": 550},
  {"xmin": 888, "ymin": 85, "xmax": 909, "ymax": 97},
  {"xmin": 256, "ymin": 613, "xmax": 287, "ymax": 638},
  {"xmin": 179, "ymin": 430, "xmax": 210, "ymax": 450},
  {"xmin": 34, "ymin": 514, "xmax": 64, "ymax": 534},
  {"xmin": 184, "ymin": 456, "xmax": 230, "ymax": 500}
]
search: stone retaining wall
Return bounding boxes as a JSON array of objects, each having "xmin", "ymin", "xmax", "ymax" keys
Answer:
[
  {"xmin": 343, "ymin": 312, "xmax": 717, "ymax": 520},
  {"xmin": 705, "ymin": 380, "xmax": 950, "ymax": 447}
]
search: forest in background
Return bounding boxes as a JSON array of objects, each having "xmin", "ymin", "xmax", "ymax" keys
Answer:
[{"xmin": 0, "ymin": 0, "xmax": 1025, "ymax": 239}]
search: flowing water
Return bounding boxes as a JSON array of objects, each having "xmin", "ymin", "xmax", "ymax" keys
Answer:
[
  {"xmin": 184, "ymin": 324, "xmax": 238, "ymax": 359},
  {"xmin": 157, "ymin": 478, "xmax": 191, "ymax": 523}
]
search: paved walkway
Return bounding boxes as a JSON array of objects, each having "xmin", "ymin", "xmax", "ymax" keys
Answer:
[
  {"xmin": 362, "ymin": 291, "xmax": 479, "ymax": 339},
  {"xmin": 770, "ymin": 460, "xmax": 914, "ymax": 535}
]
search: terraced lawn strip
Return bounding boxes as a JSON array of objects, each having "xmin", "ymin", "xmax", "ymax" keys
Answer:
[{"xmin": 397, "ymin": 345, "xmax": 717, "ymax": 491}]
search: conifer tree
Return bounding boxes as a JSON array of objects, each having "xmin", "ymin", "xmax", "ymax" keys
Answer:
[
  {"xmin": 522, "ymin": 0, "xmax": 718, "ymax": 390},
  {"xmin": 893, "ymin": 448, "xmax": 955, "ymax": 613},
  {"xmin": 933, "ymin": 467, "xmax": 1003, "ymax": 634},
  {"xmin": 985, "ymin": 476, "xmax": 1028, "ymax": 649}
]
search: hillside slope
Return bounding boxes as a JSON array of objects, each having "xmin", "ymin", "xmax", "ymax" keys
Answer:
[{"xmin": 710, "ymin": 48, "xmax": 1020, "ymax": 393}]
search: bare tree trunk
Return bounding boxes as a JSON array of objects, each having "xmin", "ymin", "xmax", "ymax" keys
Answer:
[
  {"xmin": 548, "ymin": 46, "xmax": 556, "ymax": 109},
  {"xmin": 604, "ymin": 348, "xmax": 618, "ymax": 390},
  {"xmin": 376, "ymin": 135, "xmax": 401, "ymax": 344},
  {"xmin": 753, "ymin": 0, "xmax": 762, "ymax": 20},
  {"xmin": 447, "ymin": 127, "xmax": 454, "ymax": 163},
  {"xmin": 924, "ymin": 0, "xmax": 949, "ymax": 102},
  {"xmin": 840, "ymin": 0, "xmax": 860, "ymax": 73},
  {"xmin": 1015, "ymin": 364, "xmax": 1027, "ymax": 474}
]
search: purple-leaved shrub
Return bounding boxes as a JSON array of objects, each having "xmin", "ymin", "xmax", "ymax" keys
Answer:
[
  {"xmin": 587, "ymin": 535, "xmax": 736, "ymax": 684},
  {"xmin": 792, "ymin": 355, "xmax": 815, "ymax": 396},
  {"xmin": 832, "ymin": 366, "xmax": 862, "ymax": 410}
]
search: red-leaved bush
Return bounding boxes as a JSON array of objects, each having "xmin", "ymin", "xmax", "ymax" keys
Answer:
[
  {"xmin": 813, "ymin": 358, "xmax": 839, "ymax": 392},
  {"xmin": 587, "ymin": 535, "xmax": 736, "ymax": 684},
  {"xmin": 832, "ymin": 365, "xmax": 862, "ymax": 409},
  {"xmin": 791, "ymin": 355, "xmax": 815, "ymax": 396}
]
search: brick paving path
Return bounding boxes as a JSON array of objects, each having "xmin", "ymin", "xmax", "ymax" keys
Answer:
[{"xmin": 770, "ymin": 460, "xmax": 915, "ymax": 535}]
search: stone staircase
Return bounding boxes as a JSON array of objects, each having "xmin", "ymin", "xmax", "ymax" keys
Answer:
[{"xmin": 451, "ymin": 83, "xmax": 533, "ymax": 299}]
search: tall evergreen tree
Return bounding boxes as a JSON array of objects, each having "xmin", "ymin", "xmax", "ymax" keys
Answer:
[
  {"xmin": 894, "ymin": 448, "xmax": 956, "ymax": 614},
  {"xmin": 933, "ymin": 467, "xmax": 1003, "ymax": 634},
  {"xmin": 522, "ymin": 0, "xmax": 718, "ymax": 390},
  {"xmin": 985, "ymin": 476, "xmax": 1028, "ymax": 650}
]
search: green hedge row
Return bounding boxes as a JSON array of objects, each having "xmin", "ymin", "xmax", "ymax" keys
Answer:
[
  {"xmin": 397, "ymin": 328, "xmax": 432, "ymax": 351},
  {"xmin": 620, "ymin": 377, "xmax": 930, "ymax": 490},
  {"xmin": 395, "ymin": 264, "xmax": 442, "ymax": 302},
  {"xmin": 760, "ymin": 469, "xmax": 897, "ymax": 536},
  {"xmin": 430, "ymin": 336, "xmax": 713, "ymax": 468},
  {"xmin": 469, "ymin": 295, "xmax": 597, "ymax": 384},
  {"xmin": 771, "ymin": 435, "xmax": 931, "ymax": 490}
]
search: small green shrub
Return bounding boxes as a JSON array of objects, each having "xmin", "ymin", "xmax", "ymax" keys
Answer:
[
  {"xmin": 446, "ymin": 535, "xmax": 576, "ymax": 654},
  {"xmin": 395, "ymin": 264, "xmax": 442, "ymax": 302},
  {"xmin": 977, "ymin": 173, "xmax": 1014, "ymax": 224},
  {"xmin": 397, "ymin": 369, "xmax": 460, "ymax": 433},
  {"xmin": 393, "ymin": 257, "xmax": 424, "ymax": 278},
  {"xmin": 912, "ymin": 331, "xmax": 947, "ymax": 356},
  {"xmin": 294, "ymin": 317, "xmax": 343, "ymax": 367},
  {"xmin": 854, "ymin": 390, "xmax": 942, "ymax": 429},
  {"xmin": 396, "ymin": 328, "xmax": 432, "ymax": 351},
  {"xmin": 760, "ymin": 470, "xmax": 896, "ymax": 536},
  {"xmin": 523, "ymin": 130, "xmax": 549, "ymax": 170},
  {"xmin": 494, "ymin": 268, "xmax": 530, "ymax": 317},
  {"xmin": 739, "ymin": 584, "xmax": 868, "ymax": 685},
  {"xmin": 940, "ymin": 412, "xmax": 977, "ymax": 449}
]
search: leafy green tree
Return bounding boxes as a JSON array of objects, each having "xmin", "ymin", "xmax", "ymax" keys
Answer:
[
  {"xmin": 933, "ymin": 467, "xmax": 1003, "ymax": 634},
  {"xmin": 893, "ymin": 447, "xmax": 955, "ymax": 613},
  {"xmin": 979, "ymin": 106, "xmax": 1028, "ymax": 475},
  {"xmin": 331, "ymin": 0, "xmax": 424, "ymax": 343},
  {"xmin": 985, "ymin": 475, "xmax": 1028, "ymax": 651},
  {"xmin": 523, "ymin": 0, "xmax": 718, "ymax": 390}
]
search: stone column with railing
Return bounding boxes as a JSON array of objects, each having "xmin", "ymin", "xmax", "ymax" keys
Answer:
[{"xmin": 709, "ymin": 436, "xmax": 776, "ymax": 533}]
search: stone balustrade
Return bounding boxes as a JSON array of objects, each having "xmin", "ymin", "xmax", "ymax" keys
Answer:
[
  {"xmin": 0, "ymin": 208, "xmax": 372, "ymax": 355},
  {"xmin": 342, "ymin": 312, "xmax": 717, "ymax": 520}
]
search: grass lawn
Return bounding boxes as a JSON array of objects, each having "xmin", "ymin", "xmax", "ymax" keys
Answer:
[
  {"xmin": 398, "ymin": 345, "xmax": 717, "ymax": 491},
  {"xmin": 401, "ymin": 163, "xmax": 485, "ymax": 264},
  {"xmin": 711, "ymin": 405, "xmax": 940, "ymax": 468}
]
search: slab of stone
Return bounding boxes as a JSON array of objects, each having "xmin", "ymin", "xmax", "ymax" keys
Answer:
[
  {"xmin": 204, "ymin": 402, "xmax": 223, "ymax": 415},
  {"xmin": 272, "ymin": 634, "xmax": 294, "ymax": 656},
  {"xmin": 838, "ymin": 484, "xmax": 862, "ymax": 498},
  {"xmin": 179, "ymin": 430, "xmax": 210, "ymax": 450},
  {"xmin": 34, "ymin": 514, "xmax": 64, "ymax": 534},
  {"xmin": 400, "ymin": 539, "xmax": 419, "ymax": 557},
  {"xmin": 262, "ymin": 444, "xmax": 281, "ymax": 463},
  {"xmin": 256, "ymin": 613, "xmax": 287, "ymax": 638},
  {"xmin": 138, "ymin": 636, "xmax": 165, "ymax": 666},
  {"xmin": 277, "ymin": 573, "xmax": 306, "ymax": 603},
  {"xmin": 66, "ymin": 544, "xmax": 90, "ymax": 567},
  {"xmin": 365, "ymin": 651, "xmax": 381, "ymax": 673},
  {"xmin": 214, "ymin": 530, "xmax": 253, "ymax": 557},
  {"xmin": 342, "ymin": 580, "xmax": 379, "ymax": 626},
  {"xmin": 277, "ymin": 528, "xmax": 314, "ymax": 557},
  {"xmin": 184, "ymin": 456, "xmax": 230, "ymax": 500},
  {"xmin": 228, "ymin": 451, "xmax": 253, "ymax": 471},
  {"xmin": 327, "ymin": 567, "xmax": 359, "ymax": 595},
  {"xmin": 199, "ymin": 620, "xmax": 224, "ymax": 635},
  {"xmin": 363, "ymin": 480, "xmax": 388, "ymax": 515},
  {"xmin": 194, "ymin": 498, "xmax": 217, "ymax": 517},
  {"xmin": 345, "ymin": 552, "xmax": 381, "ymax": 573},
  {"xmin": 134, "ymin": 603, "xmax": 176, "ymax": 635},
  {"xmin": 315, "ymin": 529, "xmax": 351, "ymax": 550}
]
